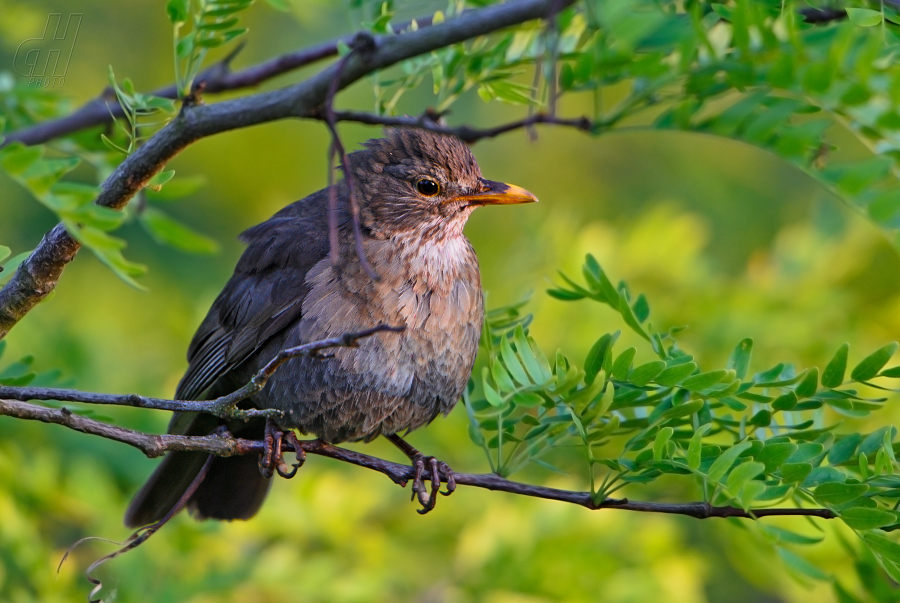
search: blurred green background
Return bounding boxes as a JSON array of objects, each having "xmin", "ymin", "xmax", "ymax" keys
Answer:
[{"xmin": 2, "ymin": 1, "xmax": 899, "ymax": 601}]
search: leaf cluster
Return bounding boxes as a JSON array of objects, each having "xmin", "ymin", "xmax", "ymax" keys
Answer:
[
  {"xmin": 467, "ymin": 254, "xmax": 900, "ymax": 585},
  {"xmin": 166, "ymin": 0, "xmax": 254, "ymax": 98}
]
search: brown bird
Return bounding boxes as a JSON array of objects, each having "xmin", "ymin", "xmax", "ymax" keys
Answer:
[{"xmin": 124, "ymin": 128, "xmax": 536, "ymax": 527}]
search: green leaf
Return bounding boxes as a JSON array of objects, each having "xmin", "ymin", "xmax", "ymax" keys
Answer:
[
  {"xmin": 0, "ymin": 245, "xmax": 9, "ymax": 263},
  {"xmin": 777, "ymin": 548, "xmax": 830, "ymax": 581},
  {"xmin": 629, "ymin": 360, "xmax": 667, "ymax": 386},
  {"xmin": 591, "ymin": 383, "xmax": 615, "ymax": 421},
  {"xmin": 863, "ymin": 532, "xmax": 900, "ymax": 564},
  {"xmin": 147, "ymin": 169, "xmax": 176, "ymax": 189},
  {"xmin": 885, "ymin": 428, "xmax": 897, "ymax": 463},
  {"xmin": 632, "ymin": 294, "xmax": 650, "ymax": 323},
  {"xmin": 140, "ymin": 208, "xmax": 219, "ymax": 255},
  {"xmin": 501, "ymin": 333, "xmax": 531, "ymax": 387},
  {"xmin": 100, "ymin": 133, "xmax": 128, "ymax": 155},
  {"xmin": 771, "ymin": 391, "xmax": 798, "ymax": 411},
  {"xmin": 749, "ymin": 410, "xmax": 771, "ymax": 427},
  {"xmin": 802, "ymin": 467, "xmax": 846, "ymax": 488},
  {"xmin": 611, "ymin": 347, "xmax": 636, "ymax": 380},
  {"xmin": 582, "ymin": 254, "xmax": 620, "ymax": 304},
  {"xmin": 166, "ymin": 0, "xmax": 189, "ymax": 23},
  {"xmin": 822, "ymin": 343, "xmax": 849, "ymax": 388},
  {"xmin": 842, "ymin": 507, "xmax": 898, "ymax": 530},
  {"xmin": 515, "ymin": 325, "xmax": 551, "ymax": 384},
  {"xmin": 796, "ymin": 367, "xmax": 819, "ymax": 398},
  {"xmin": 851, "ymin": 343, "xmax": 898, "ymax": 382},
  {"xmin": 655, "ymin": 362, "xmax": 697, "ymax": 386},
  {"xmin": 757, "ymin": 442, "xmax": 798, "ymax": 473},
  {"xmin": 681, "ymin": 370, "xmax": 728, "ymax": 392},
  {"xmin": 759, "ymin": 525, "xmax": 823, "ymax": 545},
  {"xmin": 687, "ymin": 424, "xmax": 711, "ymax": 471},
  {"xmin": 657, "ymin": 399, "xmax": 704, "ymax": 422},
  {"xmin": 68, "ymin": 223, "xmax": 146, "ymax": 288},
  {"xmin": 584, "ymin": 332, "xmax": 617, "ymax": 384},
  {"xmin": 198, "ymin": 17, "xmax": 240, "ymax": 31},
  {"xmin": 828, "ymin": 434, "xmax": 862, "ymax": 465},
  {"xmin": 861, "ymin": 427, "xmax": 894, "ymax": 455},
  {"xmin": 467, "ymin": 423, "xmax": 485, "ymax": 446},
  {"xmin": 739, "ymin": 480, "xmax": 766, "ymax": 508},
  {"xmin": 813, "ymin": 482, "xmax": 869, "ymax": 505},
  {"xmin": 707, "ymin": 441, "xmax": 753, "ymax": 483},
  {"xmin": 726, "ymin": 461, "xmax": 764, "ymax": 494},
  {"xmin": 846, "ymin": 8, "xmax": 883, "ymax": 27},
  {"xmin": 617, "ymin": 294, "xmax": 649, "ymax": 341},
  {"xmin": 727, "ymin": 338, "xmax": 753, "ymax": 380},
  {"xmin": 786, "ymin": 444, "xmax": 823, "ymax": 465},
  {"xmin": 482, "ymin": 370, "xmax": 504, "ymax": 408},
  {"xmin": 653, "ymin": 426, "xmax": 673, "ymax": 461},
  {"xmin": 781, "ymin": 462, "xmax": 812, "ymax": 483},
  {"xmin": 0, "ymin": 143, "xmax": 43, "ymax": 174},
  {"xmin": 490, "ymin": 359, "xmax": 515, "ymax": 393}
]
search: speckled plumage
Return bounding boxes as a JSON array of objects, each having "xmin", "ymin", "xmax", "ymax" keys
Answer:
[{"xmin": 125, "ymin": 129, "xmax": 532, "ymax": 527}]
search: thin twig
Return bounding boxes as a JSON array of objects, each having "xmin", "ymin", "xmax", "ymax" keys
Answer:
[
  {"xmin": 0, "ymin": 325, "xmax": 401, "ymax": 421},
  {"xmin": 0, "ymin": 396, "xmax": 837, "ymax": 521},
  {"xmin": 327, "ymin": 110, "xmax": 598, "ymax": 142},
  {"xmin": 323, "ymin": 35, "xmax": 379, "ymax": 279}
]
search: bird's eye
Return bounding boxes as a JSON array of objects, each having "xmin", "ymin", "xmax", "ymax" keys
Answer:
[{"xmin": 416, "ymin": 178, "xmax": 441, "ymax": 196}]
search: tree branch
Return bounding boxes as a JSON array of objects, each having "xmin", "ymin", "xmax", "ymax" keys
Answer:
[
  {"xmin": 327, "ymin": 110, "xmax": 599, "ymax": 143},
  {"xmin": 0, "ymin": 0, "xmax": 575, "ymax": 341},
  {"xmin": 0, "ymin": 15, "xmax": 441, "ymax": 148},
  {"xmin": 0, "ymin": 324, "xmax": 401, "ymax": 421},
  {"xmin": 0, "ymin": 396, "xmax": 837, "ymax": 521},
  {"xmin": 0, "ymin": 316, "xmax": 837, "ymax": 523}
]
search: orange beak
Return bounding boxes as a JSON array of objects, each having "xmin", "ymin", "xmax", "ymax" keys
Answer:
[{"xmin": 451, "ymin": 179, "xmax": 538, "ymax": 207}]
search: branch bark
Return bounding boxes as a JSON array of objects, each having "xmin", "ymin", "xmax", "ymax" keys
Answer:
[
  {"xmin": 0, "ymin": 325, "xmax": 400, "ymax": 420},
  {"xmin": 0, "ymin": 0, "xmax": 575, "ymax": 341},
  {"xmin": 0, "ymin": 396, "xmax": 837, "ymax": 520},
  {"xmin": 0, "ymin": 15, "xmax": 440, "ymax": 149},
  {"xmin": 328, "ymin": 110, "xmax": 599, "ymax": 142}
]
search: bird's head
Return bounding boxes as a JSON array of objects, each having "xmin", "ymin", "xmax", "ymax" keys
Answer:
[{"xmin": 344, "ymin": 128, "xmax": 537, "ymax": 240}]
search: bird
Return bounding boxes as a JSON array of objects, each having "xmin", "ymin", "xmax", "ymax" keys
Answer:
[{"xmin": 124, "ymin": 127, "xmax": 536, "ymax": 528}]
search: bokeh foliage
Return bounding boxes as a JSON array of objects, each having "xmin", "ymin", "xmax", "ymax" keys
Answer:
[{"xmin": 2, "ymin": 0, "xmax": 900, "ymax": 601}]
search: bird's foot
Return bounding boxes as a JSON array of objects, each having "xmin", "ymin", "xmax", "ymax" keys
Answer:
[
  {"xmin": 259, "ymin": 418, "xmax": 306, "ymax": 479},
  {"xmin": 386, "ymin": 433, "xmax": 456, "ymax": 514}
]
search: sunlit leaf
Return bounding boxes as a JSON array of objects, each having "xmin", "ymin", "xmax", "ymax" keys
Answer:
[
  {"xmin": 822, "ymin": 343, "xmax": 850, "ymax": 388},
  {"xmin": 851, "ymin": 343, "xmax": 898, "ymax": 382}
]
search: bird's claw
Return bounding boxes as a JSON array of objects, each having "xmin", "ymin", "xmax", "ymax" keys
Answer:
[
  {"xmin": 259, "ymin": 418, "xmax": 305, "ymax": 479},
  {"xmin": 385, "ymin": 433, "xmax": 455, "ymax": 514},
  {"xmin": 410, "ymin": 454, "xmax": 455, "ymax": 515}
]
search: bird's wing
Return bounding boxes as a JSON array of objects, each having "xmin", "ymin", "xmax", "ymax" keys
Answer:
[{"xmin": 175, "ymin": 190, "xmax": 335, "ymax": 401}]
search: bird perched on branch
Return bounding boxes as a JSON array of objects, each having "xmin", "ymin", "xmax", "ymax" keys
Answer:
[{"xmin": 125, "ymin": 128, "xmax": 536, "ymax": 527}]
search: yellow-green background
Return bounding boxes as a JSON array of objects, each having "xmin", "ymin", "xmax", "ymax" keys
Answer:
[{"xmin": 1, "ymin": 1, "xmax": 898, "ymax": 601}]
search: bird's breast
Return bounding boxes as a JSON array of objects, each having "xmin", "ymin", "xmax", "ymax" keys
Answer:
[
  {"xmin": 298, "ymin": 232, "xmax": 483, "ymax": 389},
  {"xmin": 274, "ymin": 234, "xmax": 482, "ymax": 441}
]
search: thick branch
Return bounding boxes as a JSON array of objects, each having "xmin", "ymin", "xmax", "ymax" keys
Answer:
[
  {"xmin": 0, "ymin": 15, "xmax": 439, "ymax": 148},
  {"xmin": 0, "ymin": 0, "xmax": 575, "ymax": 341},
  {"xmin": 0, "ymin": 396, "xmax": 837, "ymax": 520}
]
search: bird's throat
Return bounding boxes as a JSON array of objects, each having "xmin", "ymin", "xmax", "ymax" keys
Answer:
[{"xmin": 392, "ymin": 220, "xmax": 479, "ymax": 294}]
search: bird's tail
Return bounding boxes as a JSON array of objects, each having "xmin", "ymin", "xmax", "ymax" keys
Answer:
[{"xmin": 124, "ymin": 412, "xmax": 271, "ymax": 528}]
